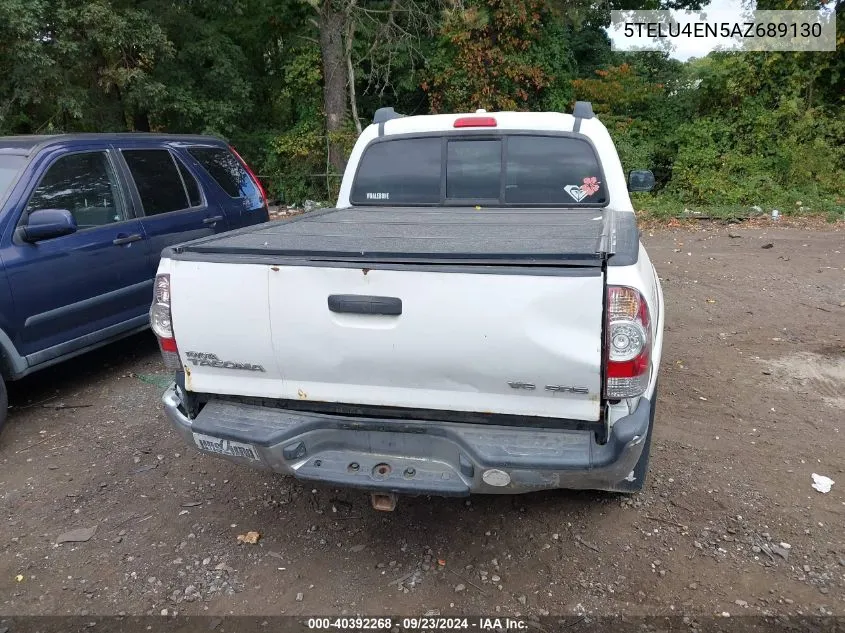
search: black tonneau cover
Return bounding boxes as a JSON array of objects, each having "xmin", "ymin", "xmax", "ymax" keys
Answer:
[{"xmin": 168, "ymin": 206, "xmax": 635, "ymax": 267}]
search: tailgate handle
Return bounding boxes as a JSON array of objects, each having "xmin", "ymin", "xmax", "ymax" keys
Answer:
[{"xmin": 328, "ymin": 294, "xmax": 402, "ymax": 316}]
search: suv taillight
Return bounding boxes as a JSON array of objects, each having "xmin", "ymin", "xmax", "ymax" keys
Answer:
[
  {"xmin": 150, "ymin": 274, "xmax": 181, "ymax": 371},
  {"xmin": 605, "ymin": 286, "xmax": 651, "ymax": 399}
]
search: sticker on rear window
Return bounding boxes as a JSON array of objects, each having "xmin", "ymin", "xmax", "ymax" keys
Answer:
[
  {"xmin": 366, "ymin": 192, "xmax": 389, "ymax": 200},
  {"xmin": 565, "ymin": 177, "xmax": 601, "ymax": 202}
]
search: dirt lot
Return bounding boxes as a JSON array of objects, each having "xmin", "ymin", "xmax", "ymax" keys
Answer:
[{"xmin": 1, "ymin": 222, "xmax": 844, "ymax": 620}]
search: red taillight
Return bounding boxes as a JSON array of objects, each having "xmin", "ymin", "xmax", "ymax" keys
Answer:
[
  {"xmin": 605, "ymin": 286, "xmax": 651, "ymax": 398},
  {"xmin": 607, "ymin": 355, "xmax": 650, "ymax": 378},
  {"xmin": 229, "ymin": 145, "xmax": 267, "ymax": 207},
  {"xmin": 150, "ymin": 274, "xmax": 182, "ymax": 371},
  {"xmin": 453, "ymin": 117, "xmax": 497, "ymax": 128}
]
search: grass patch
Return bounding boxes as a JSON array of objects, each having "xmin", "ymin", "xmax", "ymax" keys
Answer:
[{"xmin": 633, "ymin": 193, "xmax": 845, "ymax": 223}]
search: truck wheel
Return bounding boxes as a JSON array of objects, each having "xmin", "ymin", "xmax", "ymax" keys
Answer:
[
  {"xmin": 0, "ymin": 377, "xmax": 7, "ymax": 435},
  {"xmin": 610, "ymin": 384, "xmax": 657, "ymax": 494}
]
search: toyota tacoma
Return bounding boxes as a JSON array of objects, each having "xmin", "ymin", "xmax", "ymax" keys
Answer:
[{"xmin": 150, "ymin": 102, "xmax": 664, "ymax": 509}]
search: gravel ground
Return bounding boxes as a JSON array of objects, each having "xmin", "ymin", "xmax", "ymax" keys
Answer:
[{"xmin": 1, "ymin": 222, "xmax": 843, "ymax": 619}]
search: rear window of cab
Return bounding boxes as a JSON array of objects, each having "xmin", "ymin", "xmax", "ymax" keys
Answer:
[{"xmin": 350, "ymin": 135, "xmax": 607, "ymax": 206}]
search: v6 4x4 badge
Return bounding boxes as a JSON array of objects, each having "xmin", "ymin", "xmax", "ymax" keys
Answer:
[{"xmin": 185, "ymin": 351, "xmax": 265, "ymax": 372}]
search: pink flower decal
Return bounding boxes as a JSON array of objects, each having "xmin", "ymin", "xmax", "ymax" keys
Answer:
[{"xmin": 580, "ymin": 176, "xmax": 601, "ymax": 196}]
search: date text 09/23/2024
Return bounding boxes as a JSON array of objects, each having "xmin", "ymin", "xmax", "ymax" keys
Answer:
[{"xmin": 306, "ymin": 617, "xmax": 528, "ymax": 631}]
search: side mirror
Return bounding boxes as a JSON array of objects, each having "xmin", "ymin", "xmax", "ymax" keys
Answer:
[
  {"xmin": 19, "ymin": 209, "xmax": 78, "ymax": 242},
  {"xmin": 628, "ymin": 170, "xmax": 655, "ymax": 192}
]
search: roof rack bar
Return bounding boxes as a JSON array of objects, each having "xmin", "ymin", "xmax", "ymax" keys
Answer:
[
  {"xmin": 572, "ymin": 101, "xmax": 594, "ymax": 133},
  {"xmin": 373, "ymin": 107, "xmax": 404, "ymax": 124},
  {"xmin": 573, "ymin": 101, "xmax": 594, "ymax": 120}
]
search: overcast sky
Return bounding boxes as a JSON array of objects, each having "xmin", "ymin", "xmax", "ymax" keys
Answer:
[{"xmin": 605, "ymin": 0, "xmax": 749, "ymax": 61}]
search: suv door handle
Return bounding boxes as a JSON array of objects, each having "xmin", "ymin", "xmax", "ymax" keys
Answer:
[
  {"xmin": 112, "ymin": 234, "xmax": 143, "ymax": 246},
  {"xmin": 203, "ymin": 215, "xmax": 224, "ymax": 225}
]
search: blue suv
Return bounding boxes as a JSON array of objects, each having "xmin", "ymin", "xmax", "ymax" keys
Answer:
[{"xmin": 0, "ymin": 134, "xmax": 270, "ymax": 429}]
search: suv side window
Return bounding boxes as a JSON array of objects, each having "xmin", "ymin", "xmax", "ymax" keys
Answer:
[
  {"xmin": 122, "ymin": 149, "xmax": 192, "ymax": 216},
  {"xmin": 26, "ymin": 152, "xmax": 126, "ymax": 229},
  {"xmin": 188, "ymin": 147, "xmax": 259, "ymax": 201},
  {"xmin": 175, "ymin": 157, "xmax": 202, "ymax": 207}
]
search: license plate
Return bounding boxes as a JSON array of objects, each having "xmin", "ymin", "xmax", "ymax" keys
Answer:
[{"xmin": 193, "ymin": 433, "xmax": 259, "ymax": 461}]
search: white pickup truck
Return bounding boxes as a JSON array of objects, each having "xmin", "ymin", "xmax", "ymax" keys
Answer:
[{"xmin": 151, "ymin": 102, "xmax": 664, "ymax": 509}]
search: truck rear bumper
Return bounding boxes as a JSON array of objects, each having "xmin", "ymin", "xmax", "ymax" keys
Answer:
[{"xmin": 162, "ymin": 387, "xmax": 653, "ymax": 495}]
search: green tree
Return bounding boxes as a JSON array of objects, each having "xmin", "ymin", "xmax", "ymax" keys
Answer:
[
  {"xmin": 424, "ymin": 0, "xmax": 571, "ymax": 112},
  {"xmin": 0, "ymin": 0, "xmax": 171, "ymax": 133}
]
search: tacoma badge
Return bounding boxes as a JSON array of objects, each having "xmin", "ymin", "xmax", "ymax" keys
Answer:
[{"xmin": 185, "ymin": 351, "xmax": 265, "ymax": 372}]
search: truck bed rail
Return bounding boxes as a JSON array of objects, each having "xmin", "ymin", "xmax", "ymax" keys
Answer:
[{"xmin": 167, "ymin": 207, "xmax": 637, "ymax": 267}]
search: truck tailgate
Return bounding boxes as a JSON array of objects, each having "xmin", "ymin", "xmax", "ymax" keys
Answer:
[
  {"xmin": 167, "ymin": 207, "xmax": 611, "ymax": 423},
  {"xmin": 275, "ymin": 264, "xmax": 602, "ymax": 420},
  {"xmin": 170, "ymin": 262, "xmax": 604, "ymax": 422}
]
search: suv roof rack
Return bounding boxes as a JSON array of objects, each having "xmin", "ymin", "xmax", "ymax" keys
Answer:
[{"xmin": 373, "ymin": 107, "xmax": 404, "ymax": 124}]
